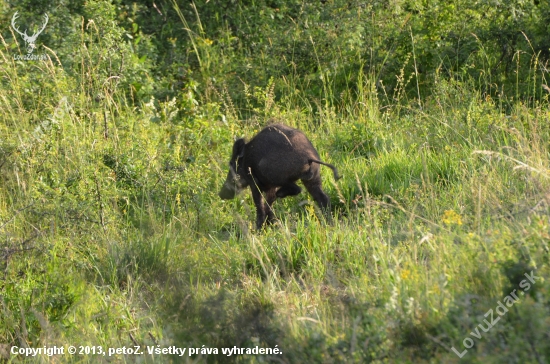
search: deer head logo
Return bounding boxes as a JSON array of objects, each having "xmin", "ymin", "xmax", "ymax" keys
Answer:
[{"xmin": 11, "ymin": 12, "xmax": 49, "ymax": 54}]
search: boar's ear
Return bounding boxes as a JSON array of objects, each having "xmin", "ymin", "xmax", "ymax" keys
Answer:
[{"xmin": 232, "ymin": 138, "xmax": 246, "ymax": 159}]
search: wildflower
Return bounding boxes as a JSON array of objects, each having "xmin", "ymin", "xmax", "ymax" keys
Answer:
[{"xmin": 442, "ymin": 209, "xmax": 462, "ymax": 226}]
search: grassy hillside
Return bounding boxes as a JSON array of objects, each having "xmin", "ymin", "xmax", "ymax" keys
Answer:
[{"xmin": 1, "ymin": 1, "xmax": 550, "ymax": 363}]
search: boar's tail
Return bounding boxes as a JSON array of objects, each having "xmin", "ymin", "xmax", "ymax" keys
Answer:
[{"xmin": 308, "ymin": 159, "xmax": 342, "ymax": 180}]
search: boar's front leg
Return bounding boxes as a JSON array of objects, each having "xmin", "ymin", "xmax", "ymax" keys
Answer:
[
  {"xmin": 251, "ymin": 186, "xmax": 277, "ymax": 229},
  {"xmin": 264, "ymin": 188, "xmax": 277, "ymax": 225}
]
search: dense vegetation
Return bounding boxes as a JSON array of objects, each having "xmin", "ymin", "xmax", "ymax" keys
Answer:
[{"xmin": 1, "ymin": 0, "xmax": 550, "ymax": 362}]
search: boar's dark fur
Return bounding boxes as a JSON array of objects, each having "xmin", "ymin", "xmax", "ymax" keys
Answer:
[{"xmin": 219, "ymin": 123, "xmax": 340, "ymax": 229}]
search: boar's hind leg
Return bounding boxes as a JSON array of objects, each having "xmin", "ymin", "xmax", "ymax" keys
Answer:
[
  {"xmin": 302, "ymin": 179, "xmax": 330, "ymax": 211},
  {"xmin": 251, "ymin": 186, "xmax": 277, "ymax": 229},
  {"xmin": 276, "ymin": 183, "xmax": 302, "ymax": 198}
]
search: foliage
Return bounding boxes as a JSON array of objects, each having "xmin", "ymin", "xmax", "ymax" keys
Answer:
[{"xmin": 1, "ymin": 0, "xmax": 550, "ymax": 363}]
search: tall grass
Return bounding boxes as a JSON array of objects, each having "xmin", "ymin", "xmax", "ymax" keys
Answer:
[{"xmin": 1, "ymin": 7, "xmax": 550, "ymax": 364}]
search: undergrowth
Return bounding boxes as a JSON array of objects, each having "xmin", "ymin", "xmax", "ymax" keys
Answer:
[{"xmin": 1, "ymin": 1, "xmax": 550, "ymax": 363}]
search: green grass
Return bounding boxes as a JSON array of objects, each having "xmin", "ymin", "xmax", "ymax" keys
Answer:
[{"xmin": 2, "ymin": 6, "xmax": 550, "ymax": 364}]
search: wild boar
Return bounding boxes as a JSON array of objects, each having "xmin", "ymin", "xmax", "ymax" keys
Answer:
[{"xmin": 219, "ymin": 123, "xmax": 340, "ymax": 229}]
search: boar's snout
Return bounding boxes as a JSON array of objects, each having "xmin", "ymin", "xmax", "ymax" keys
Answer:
[
  {"xmin": 219, "ymin": 184, "xmax": 236, "ymax": 200},
  {"xmin": 220, "ymin": 159, "xmax": 245, "ymax": 200}
]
